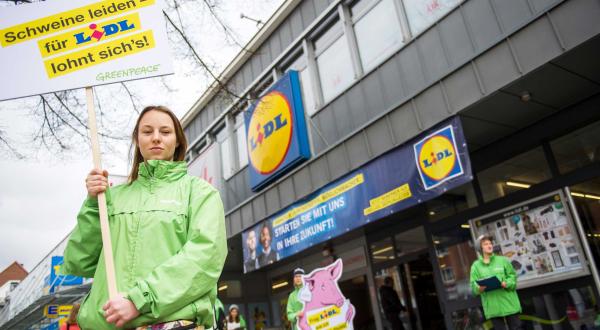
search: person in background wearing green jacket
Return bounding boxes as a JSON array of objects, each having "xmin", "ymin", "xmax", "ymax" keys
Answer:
[
  {"xmin": 286, "ymin": 268, "xmax": 305, "ymax": 330},
  {"xmin": 470, "ymin": 235, "xmax": 522, "ymax": 330},
  {"xmin": 62, "ymin": 106, "xmax": 227, "ymax": 330}
]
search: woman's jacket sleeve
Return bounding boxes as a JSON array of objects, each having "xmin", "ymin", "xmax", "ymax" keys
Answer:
[{"xmin": 62, "ymin": 197, "xmax": 103, "ymax": 278}]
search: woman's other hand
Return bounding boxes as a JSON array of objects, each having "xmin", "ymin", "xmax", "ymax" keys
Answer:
[{"xmin": 103, "ymin": 294, "xmax": 140, "ymax": 328}]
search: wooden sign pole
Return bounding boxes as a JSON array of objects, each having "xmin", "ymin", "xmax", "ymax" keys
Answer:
[{"xmin": 85, "ymin": 86, "xmax": 118, "ymax": 299}]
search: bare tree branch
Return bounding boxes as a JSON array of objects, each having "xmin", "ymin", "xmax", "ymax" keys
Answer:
[
  {"xmin": 163, "ymin": 10, "xmax": 250, "ymax": 103},
  {"xmin": 120, "ymin": 83, "xmax": 141, "ymax": 114}
]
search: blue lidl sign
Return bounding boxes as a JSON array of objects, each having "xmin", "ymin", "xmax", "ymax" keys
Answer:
[{"xmin": 245, "ymin": 71, "xmax": 311, "ymax": 191}]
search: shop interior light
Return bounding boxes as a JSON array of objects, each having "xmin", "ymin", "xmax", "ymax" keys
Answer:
[
  {"xmin": 272, "ymin": 281, "xmax": 288, "ymax": 289},
  {"xmin": 505, "ymin": 181, "xmax": 531, "ymax": 189},
  {"xmin": 461, "ymin": 224, "xmax": 470, "ymax": 229},
  {"xmin": 585, "ymin": 194, "xmax": 600, "ymax": 200},
  {"xmin": 429, "ymin": 211, "xmax": 436, "ymax": 216},
  {"xmin": 372, "ymin": 246, "xmax": 394, "ymax": 255},
  {"xmin": 570, "ymin": 191, "xmax": 600, "ymax": 200},
  {"xmin": 218, "ymin": 284, "xmax": 228, "ymax": 292},
  {"xmin": 373, "ymin": 256, "xmax": 389, "ymax": 260},
  {"xmin": 433, "ymin": 240, "xmax": 441, "ymax": 245}
]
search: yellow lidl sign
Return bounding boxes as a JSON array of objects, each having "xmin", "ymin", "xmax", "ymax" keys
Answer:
[
  {"xmin": 247, "ymin": 92, "xmax": 293, "ymax": 175},
  {"xmin": 413, "ymin": 125, "xmax": 464, "ymax": 190},
  {"xmin": 245, "ymin": 71, "xmax": 311, "ymax": 191}
]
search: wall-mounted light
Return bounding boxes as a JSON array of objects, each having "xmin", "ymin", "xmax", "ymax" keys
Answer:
[
  {"xmin": 571, "ymin": 191, "xmax": 600, "ymax": 200},
  {"xmin": 272, "ymin": 281, "xmax": 288, "ymax": 290},
  {"xmin": 461, "ymin": 224, "xmax": 470, "ymax": 229},
  {"xmin": 372, "ymin": 246, "xmax": 393, "ymax": 255},
  {"xmin": 218, "ymin": 284, "xmax": 228, "ymax": 292},
  {"xmin": 505, "ymin": 181, "xmax": 531, "ymax": 189}
]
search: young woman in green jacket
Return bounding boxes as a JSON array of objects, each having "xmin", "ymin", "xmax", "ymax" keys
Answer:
[
  {"xmin": 62, "ymin": 106, "xmax": 227, "ymax": 330},
  {"xmin": 470, "ymin": 235, "xmax": 522, "ymax": 330}
]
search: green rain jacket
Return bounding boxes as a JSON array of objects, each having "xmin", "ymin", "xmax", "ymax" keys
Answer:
[
  {"xmin": 286, "ymin": 286, "xmax": 303, "ymax": 330},
  {"xmin": 470, "ymin": 254, "xmax": 522, "ymax": 319},
  {"xmin": 62, "ymin": 160, "xmax": 227, "ymax": 329}
]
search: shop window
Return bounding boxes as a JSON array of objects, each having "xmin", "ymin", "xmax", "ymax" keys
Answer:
[
  {"xmin": 217, "ymin": 280, "xmax": 242, "ymax": 298},
  {"xmin": 314, "ymin": 21, "xmax": 355, "ymax": 103},
  {"xmin": 551, "ymin": 121, "xmax": 600, "ymax": 174},
  {"xmin": 440, "ymin": 267, "xmax": 455, "ymax": 282},
  {"xmin": 352, "ymin": 0, "xmax": 405, "ymax": 72},
  {"xmin": 427, "ymin": 183, "xmax": 478, "ymax": 222},
  {"xmin": 370, "ymin": 237, "xmax": 395, "ymax": 264},
  {"xmin": 234, "ymin": 112, "xmax": 248, "ymax": 169},
  {"xmin": 520, "ymin": 286, "xmax": 598, "ymax": 329},
  {"xmin": 432, "ymin": 225, "xmax": 477, "ymax": 301},
  {"xmin": 285, "ymin": 54, "xmax": 316, "ymax": 116},
  {"xmin": 477, "ymin": 147, "xmax": 552, "ymax": 203},
  {"xmin": 450, "ymin": 307, "xmax": 486, "ymax": 330},
  {"xmin": 402, "ymin": 0, "xmax": 463, "ymax": 36},
  {"xmin": 570, "ymin": 178, "xmax": 600, "ymax": 269},
  {"xmin": 395, "ymin": 226, "xmax": 427, "ymax": 258},
  {"xmin": 216, "ymin": 125, "xmax": 233, "ymax": 180},
  {"xmin": 270, "ymin": 274, "xmax": 292, "ymax": 295}
]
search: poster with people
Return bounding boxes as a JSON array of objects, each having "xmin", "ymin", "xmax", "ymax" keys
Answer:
[
  {"xmin": 244, "ymin": 223, "xmax": 278, "ymax": 273},
  {"xmin": 471, "ymin": 191, "xmax": 589, "ymax": 288},
  {"xmin": 296, "ymin": 259, "xmax": 355, "ymax": 330}
]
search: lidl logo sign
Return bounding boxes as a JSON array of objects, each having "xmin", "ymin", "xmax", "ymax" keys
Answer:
[
  {"xmin": 414, "ymin": 125, "xmax": 463, "ymax": 190},
  {"xmin": 248, "ymin": 92, "xmax": 293, "ymax": 174},
  {"xmin": 246, "ymin": 71, "xmax": 310, "ymax": 191}
]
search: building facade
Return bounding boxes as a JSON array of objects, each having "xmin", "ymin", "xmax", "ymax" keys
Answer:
[{"xmin": 181, "ymin": 0, "xmax": 600, "ymax": 329}]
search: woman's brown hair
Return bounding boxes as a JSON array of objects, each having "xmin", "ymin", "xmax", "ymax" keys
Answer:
[{"xmin": 128, "ymin": 106, "xmax": 188, "ymax": 183}]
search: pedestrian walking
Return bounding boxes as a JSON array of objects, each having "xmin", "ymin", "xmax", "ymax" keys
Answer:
[
  {"xmin": 286, "ymin": 268, "xmax": 305, "ymax": 330},
  {"xmin": 225, "ymin": 305, "xmax": 246, "ymax": 330},
  {"xmin": 59, "ymin": 303, "xmax": 81, "ymax": 330},
  {"xmin": 379, "ymin": 277, "xmax": 405, "ymax": 330}
]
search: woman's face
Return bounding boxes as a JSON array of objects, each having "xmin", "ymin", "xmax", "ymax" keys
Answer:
[
  {"xmin": 230, "ymin": 308, "xmax": 238, "ymax": 318},
  {"xmin": 137, "ymin": 110, "xmax": 178, "ymax": 161},
  {"xmin": 260, "ymin": 227, "xmax": 271, "ymax": 249},
  {"xmin": 481, "ymin": 239, "xmax": 494, "ymax": 255}
]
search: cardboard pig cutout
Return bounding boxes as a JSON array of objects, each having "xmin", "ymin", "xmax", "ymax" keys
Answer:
[{"xmin": 297, "ymin": 259, "xmax": 355, "ymax": 330}]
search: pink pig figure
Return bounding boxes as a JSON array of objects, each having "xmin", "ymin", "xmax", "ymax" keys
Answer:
[{"xmin": 297, "ymin": 259, "xmax": 355, "ymax": 330}]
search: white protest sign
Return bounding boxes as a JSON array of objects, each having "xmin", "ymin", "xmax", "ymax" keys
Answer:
[{"xmin": 0, "ymin": 0, "xmax": 173, "ymax": 101}]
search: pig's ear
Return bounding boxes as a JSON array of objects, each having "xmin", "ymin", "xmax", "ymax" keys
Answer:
[
  {"xmin": 304, "ymin": 277, "xmax": 314, "ymax": 290},
  {"xmin": 329, "ymin": 259, "xmax": 343, "ymax": 280}
]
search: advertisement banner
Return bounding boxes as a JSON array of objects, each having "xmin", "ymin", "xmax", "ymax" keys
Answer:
[
  {"xmin": 470, "ymin": 191, "xmax": 590, "ymax": 288},
  {"xmin": 49, "ymin": 256, "xmax": 83, "ymax": 293},
  {"xmin": 0, "ymin": 0, "xmax": 173, "ymax": 101},
  {"xmin": 296, "ymin": 259, "xmax": 355, "ymax": 330},
  {"xmin": 245, "ymin": 70, "xmax": 311, "ymax": 192},
  {"xmin": 242, "ymin": 117, "xmax": 472, "ymax": 273}
]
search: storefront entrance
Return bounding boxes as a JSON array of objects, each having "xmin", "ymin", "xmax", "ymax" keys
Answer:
[
  {"xmin": 375, "ymin": 253, "xmax": 444, "ymax": 330},
  {"xmin": 338, "ymin": 275, "xmax": 376, "ymax": 330}
]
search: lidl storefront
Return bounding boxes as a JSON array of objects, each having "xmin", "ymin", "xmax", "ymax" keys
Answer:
[
  {"xmin": 214, "ymin": 73, "xmax": 600, "ymax": 330},
  {"xmin": 221, "ymin": 105, "xmax": 600, "ymax": 329}
]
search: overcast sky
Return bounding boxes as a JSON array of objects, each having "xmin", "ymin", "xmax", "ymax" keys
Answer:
[{"xmin": 0, "ymin": 0, "xmax": 283, "ymax": 272}]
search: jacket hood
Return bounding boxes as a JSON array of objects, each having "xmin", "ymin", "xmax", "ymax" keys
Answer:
[{"xmin": 138, "ymin": 160, "xmax": 187, "ymax": 182}]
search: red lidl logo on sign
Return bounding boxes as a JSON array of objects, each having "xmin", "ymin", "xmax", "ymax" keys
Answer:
[
  {"xmin": 414, "ymin": 125, "xmax": 463, "ymax": 190},
  {"xmin": 247, "ymin": 91, "xmax": 293, "ymax": 175},
  {"xmin": 74, "ymin": 20, "xmax": 135, "ymax": 44}
]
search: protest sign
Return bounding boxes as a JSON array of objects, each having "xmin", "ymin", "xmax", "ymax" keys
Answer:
[{"xmin": 0, "ymin": 0, "xmax": 172, "ymax": 101}]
